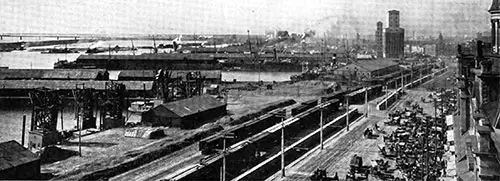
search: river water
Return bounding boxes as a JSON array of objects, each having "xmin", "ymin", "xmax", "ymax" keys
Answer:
[{"xmin": 0, "ymin": 40, "xmax": 301, "ymax": 144}]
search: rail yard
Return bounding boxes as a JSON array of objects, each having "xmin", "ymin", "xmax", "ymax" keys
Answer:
[{"xmin": 2, "ymin": 1, "xmax": 478, "ymax": 180}]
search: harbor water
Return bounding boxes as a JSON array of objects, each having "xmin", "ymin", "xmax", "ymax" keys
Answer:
[{"xmin": 0, "ymin": 40, "xmax": 300, "ymax": 144}]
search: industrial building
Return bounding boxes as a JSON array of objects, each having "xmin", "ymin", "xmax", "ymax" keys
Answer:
[
  {"xmin": 375, "ymin": 21, "xmax": 384, "ymax": 58},
  {"xmin": 0, "ymin": 69, "xmax": 109, "ymax": 80},
  {"xmin": 0, "ymin": 140, "xmax": 40, "ymax": 180},
  {"xmin": 455, "ymin": 0, "xmax": 500, "ymax": 180},
  {"xmin": 385, "ymin": 10, "xmax": 405, "ymax": 58},
  {"xmin": 333, "ymin": 59, "xmax": 399, "ymax": 81},
  {"xmin": 141, "ymin": 95, "xmax": 227, "ymax": 129},
  {"xmin": 116, "ymin": 70, "xmax": 222, "ymax": 83}
]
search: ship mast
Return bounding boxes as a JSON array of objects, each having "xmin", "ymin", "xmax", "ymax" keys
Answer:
[
  {"xmin": 131, "ymin": 39, "xmax": 136, "ymax": 55},
  {"xmin": 153, "ymin": 35, "xmax": 158, "ymax": 54}
]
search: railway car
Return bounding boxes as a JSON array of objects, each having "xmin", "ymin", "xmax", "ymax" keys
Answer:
[
  {"xmin": 302, "ymin": 99, "xmax": 318, "ymax": 107},
  {"xmin": 348, "ymin": 85, "xmax": 384, "ymax": 105},
  {"xmin": 199, "ymin": 109, "xmax": 285, "ymax": 155},
  {"xmin": 181, "ymin": 100, "xmax": 362, "ymax": 181}
]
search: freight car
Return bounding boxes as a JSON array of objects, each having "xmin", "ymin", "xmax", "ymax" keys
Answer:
[
  {"xmin": 291, "ymin": 98, "xmax": 320, "ymax": 116},
  {"xmin": 199, "ymin": 109, "xmax": 286, "ymax": 155},
  {"xmin": 177, "ymin": 99, "xmax": 358, "ymax": 181},
  {"xmin": 320, "ymin": 87, "xmax": 360, "ymax": 104},
  {"xmin": 347, "ymin": 85, "xmax": 383, "ymax": 105}
]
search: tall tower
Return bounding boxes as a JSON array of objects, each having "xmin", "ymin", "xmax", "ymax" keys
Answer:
[
  {"xmin": 437, "ymin": 33, "xmax": 444, "ymax": 56},
  {"xmin": 376, "ymin": 21, "xmax": 384, "ymax": 58},
  {"xmin": 490, "ymin": 0, "xmax": 500, "ymax": 53},
  {"xmin": 388, "ymin": 10, "xmax": 400, "ymax": 28},
  {"xmin": 385, "ymin": 10, "xmax": 405, "ymax": 58}
]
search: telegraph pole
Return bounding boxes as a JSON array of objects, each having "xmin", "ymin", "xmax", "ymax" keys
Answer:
[
  {"xmin": 222, "ymin": 138, "xmax": 226, "ymax": 181},
  {"xmin": 220, "ymin": 133, "xmax": 235, "ymax": 181},
  {"xmin": 281, "ymin": 115, "xmax": 285, "ymax": 177},
  {"xmin": 320, "ymin": 105, "xmax": 324, "ymax": 150},
  {"xmin": 365, "ymin": 86, "xmax": 368, "ymax": 117},
  {"xmin": 346, "ymin": 96, "xmax": 350, "ymax": 131}
]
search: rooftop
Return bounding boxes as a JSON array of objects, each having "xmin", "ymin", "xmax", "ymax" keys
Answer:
[
  {"xmin": 0, "ymin": 69, "xmax": 107, "ymax": 80},
  {"xmin": 158, "ymin": 95, "xmax": 226, "ymax": 118},
  {"xmin": 0, "ymin": 80, "xmax": 152, "ymax": 90},
  {"xmin": 352, "ymin": 59, "xmax": 399, "ymax": 72},
  {"xmin": 0, "ymin": 140, "xmax": 39, "ymax": 171},
  {"xmin": 490, "ymin": 0, "xmax": 500, "ymax": 13}
]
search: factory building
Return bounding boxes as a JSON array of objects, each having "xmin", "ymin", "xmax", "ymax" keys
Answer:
[
  {"xmin": 385, "ymin": 10, "xmax": 405, "ymax": 58},
  {"xmin": 141, "ymin": 95, "xmax": 227, "ymax": 129},
  {"xmin": 0, "ymin": 140, "xmax": 40, "ymax": 180},
  {"xmin": 116, "ymin": 70, "xmax": 222, "ymax": 83}
]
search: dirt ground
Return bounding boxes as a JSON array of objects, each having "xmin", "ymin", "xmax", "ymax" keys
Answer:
[
  {"xmin": 266, "ymin": 67, "xmax": 456, "ymax": 181},
  {"xmin": 42, "ymin": 80, "xmax": 334, "ymax": 180}
]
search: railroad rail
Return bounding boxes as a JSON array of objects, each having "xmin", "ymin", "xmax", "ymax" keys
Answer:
[{"xmin": 163, "ymin": 99, "xmax": 349, "ymax": 180}]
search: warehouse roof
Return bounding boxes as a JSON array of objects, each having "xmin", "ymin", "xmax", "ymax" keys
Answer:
[
  {"xmin": 0, "ymin": 80, "xmax": 152, "ymax": 90},
  {"xmin": 41, "ymin": 69, "xmax": 107, "ymax": 80},
  {"xmin": 0, "ymin": 69, "xmax": 107, "ymax": 80},
  {"xmin": 158, "ymin": 95, "xmax": 226, "ymax": 118},
  {"xmin": 0, "ymin": 140, "xmax": 39, "ymax": 171},
  {"xmin": 352, "ymin": 59, "xmax": 399, "ymax": 72}
]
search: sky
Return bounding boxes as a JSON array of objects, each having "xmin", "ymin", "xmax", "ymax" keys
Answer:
[{"xmin": 0, "ymin": 0, "xmax": 492, "ymax": 37}]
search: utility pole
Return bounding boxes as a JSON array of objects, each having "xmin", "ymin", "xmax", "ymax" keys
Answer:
[
  {"xmin": 219, "ymin": 133, "xmax": 235, "ymax": 181},
  {"xmin": 365, "ymin": 86, "xmax": 368, "ymax": 117},
  {"xmin": 78, "ymin": 111, "xmax": 82, "ymax": 156},
  {"xmin": 320, "ymin": 104, "xmax": 324, "ymax": 150},
  {"xmin": 281, "ymin": 115, "xmax": 285, "ymax": 178},
  {"xmin": 222, "ymin": 137, "xmax": 226, "ymax": 181},
  {"xmin": 60, "ymin": 106, "xmax": 64, "ymax": 130},
  {"xmin": 346, "ymin": 96, "xmax": 350, "ymax": 131}
]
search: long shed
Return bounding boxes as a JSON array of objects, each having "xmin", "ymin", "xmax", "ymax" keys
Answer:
[
  {"xmin": 0, "ymin": 140, "xmax": 40, "ymax": 180},
  {"xmin": 142, "ymin": 95, "xmax": 226, "ymax": 129}
]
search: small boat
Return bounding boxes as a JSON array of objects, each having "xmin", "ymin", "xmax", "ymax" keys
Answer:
[{"xmin": 41, "ymin": 46, "xmax": 79, "ymax": 54}]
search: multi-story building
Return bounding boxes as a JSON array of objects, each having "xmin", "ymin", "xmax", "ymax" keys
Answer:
[
  {"xmin": 456, "ymin": 0, "xmax": 500, "ymax": 180},
  {"xmin": 376, "ymin": 21, "xmax": 384, "ymax": 59},
  {"xmin": 385, "ymin": 10, "xmax": 405, "ymax": 58}
]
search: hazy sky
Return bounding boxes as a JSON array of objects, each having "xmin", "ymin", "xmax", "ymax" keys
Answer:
[{"xmin": 0, "ymin": 0, "xmax": 492, "ymax": 37}]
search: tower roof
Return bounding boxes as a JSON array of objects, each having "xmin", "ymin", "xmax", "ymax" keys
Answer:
[{"xmin": 490, "ymin": 0, "xmax": 500, "ymax": 12}]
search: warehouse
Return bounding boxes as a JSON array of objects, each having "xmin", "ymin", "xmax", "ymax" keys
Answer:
[
  {"xmin": 117, "ymin": 70, "xmax": 222, "ymax": 83},
  {"xmin": 141, "ymin": 95, "xmax": 227, "ymax": 129},
  {"xmin": 0, "ymin": 69, "xmax": 108, "ymax": 80},
  {"xmin": 0, "ymin": 140, "xmax": 40, "ymax": 180},
  {"xmin": 333, "ymin": 59, "xmax": 400, "ymax": 81}
]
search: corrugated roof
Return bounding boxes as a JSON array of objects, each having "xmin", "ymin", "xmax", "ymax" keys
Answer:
[
  {"xmin": 0, "ymin": 140, "xmax": 39, "ymax": 171},
  {"xmin": 0, "ymin": 69, "xmax": 106, "ymax": 80},
  {"xmin": 160, "ymin": 95, "xmax": 226, "ymax": 117},
  {"xmin": 353, "ymin": 59, "xmax": 399, "ymax": 72},
  {"xmin": 0, "ymin": 80, "xmax": 152, "ymax": 90},
  {"xmin": 41, "ymin": 69, "xmax": 106, "ymax": 80}
]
